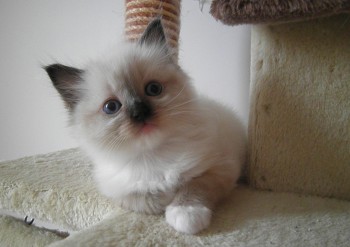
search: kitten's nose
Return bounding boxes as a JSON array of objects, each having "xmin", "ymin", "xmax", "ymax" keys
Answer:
[{"xmin": 129, "ymin": 101, "xmax": 152, "ymax": 122}]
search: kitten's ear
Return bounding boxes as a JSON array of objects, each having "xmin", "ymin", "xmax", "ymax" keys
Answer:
[
  {"xmin": 44, "ymin": 64, "xmax": 83, "ymax": 110},
  {"xmin": 139, "ymin": 18, "xmax": 167, "ymax": 48}
]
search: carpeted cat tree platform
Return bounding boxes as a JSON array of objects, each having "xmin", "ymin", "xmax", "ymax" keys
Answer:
[{"xmin": 1, "ymin": 1, "xmax": 350, "ymax": 246}]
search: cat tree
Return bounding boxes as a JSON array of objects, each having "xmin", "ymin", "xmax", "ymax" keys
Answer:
[
  {"xmin": 211, "ymin": 0, "xmax": 350, "ymax": 200},
  {"xmin": 1, "ymin": 0, "xmax": 350, "ymax": 246}
]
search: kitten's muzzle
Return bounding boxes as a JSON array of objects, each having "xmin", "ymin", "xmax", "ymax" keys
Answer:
[{"xmin": 129, "ymin": 101, "xmax": 153, "ymax": 123}]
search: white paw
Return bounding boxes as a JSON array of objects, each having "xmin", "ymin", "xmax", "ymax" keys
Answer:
[{"xmin": 165, "ymin": 205, "xmax": 212, "ymax": 234}]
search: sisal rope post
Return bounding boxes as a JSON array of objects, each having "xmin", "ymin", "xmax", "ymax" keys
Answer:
[{"xmin": 125, "ymin": 0, "xmax": 181, "ymax": 60}]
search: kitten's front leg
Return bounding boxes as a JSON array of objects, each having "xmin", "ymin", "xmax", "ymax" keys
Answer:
[
  {"xmin": 119, "ymin": 190, "xmax": 175, "ymax": 215},
  {"xmin": 165, "ymin": 167, "xmax": 236, "ymax": 234}
]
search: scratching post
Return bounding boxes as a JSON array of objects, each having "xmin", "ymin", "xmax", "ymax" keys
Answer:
[{"xmin": 125, "ymin": 0, "xmax": 181, "ymax": 60}]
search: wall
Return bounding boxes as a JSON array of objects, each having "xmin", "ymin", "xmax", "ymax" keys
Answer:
[{"xmin": 0, "ymin": 0, "xmax": 250, "ymax": 161}]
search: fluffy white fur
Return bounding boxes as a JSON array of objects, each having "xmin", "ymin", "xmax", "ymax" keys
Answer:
[
  {"xmin": 46, "ymin": 20, "xmax": 246, "ymax": 234},
  {"xmin": 165, "ymin": 205, "xmax": 212, "ymax": 235}
]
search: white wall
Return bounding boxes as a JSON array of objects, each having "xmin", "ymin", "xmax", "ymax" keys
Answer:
[{"xmin": 0, "ymin": 1, "xmax": 250, "ymax": 161}]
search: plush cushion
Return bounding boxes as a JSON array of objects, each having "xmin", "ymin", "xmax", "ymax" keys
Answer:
[
  {"xmin": 211, "ymin": 0, "xmax": 350, "ymax": 25},
  {"xmin": 1, "ymin": 149, "xmax": 350, "ymax": 246},
  {"xmin": 0, "ymin": 215, "xmax": 65, "ymax": 246},
  {"xmin": 49, "ymin": 186, "xmax": 350, "ymax": 246},
  {"xmin": 0, "ymin": 148, "xmax": 117, "ymax": 231}
]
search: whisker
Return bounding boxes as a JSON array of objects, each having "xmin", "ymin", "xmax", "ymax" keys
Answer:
[
  {"xmin": 160, "ymin": 98, "xmax": 199, "ymax": 114},
  {"xmin": 165, "ymin": 110, "xmax": 196, "ymax": 117},
  {"xmin": 162, "ymin": 85, "xmax": 186, "ymax": 107},
  {"xmin": 105, "ymin": 135, "xmax": 127, "ymax": 155},
  {"xmin": 96, "ymin": 127, "xmax": 127, "ymax": 154}
]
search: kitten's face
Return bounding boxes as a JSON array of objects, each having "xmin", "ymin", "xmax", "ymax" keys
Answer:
[
  {"xmin": 76, "ymin": 45, "xmax": 194, "ymax": 152},
  {"xmin": 46, "ymin": 19, "xmax": 196, "ymax": 153}
]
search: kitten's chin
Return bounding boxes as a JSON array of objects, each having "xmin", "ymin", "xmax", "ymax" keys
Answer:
[{"xmin": 135, "ymin": 125, "xmax": 164, "ymax": 149}]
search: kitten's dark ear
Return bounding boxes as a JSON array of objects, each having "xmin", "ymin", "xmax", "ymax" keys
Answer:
[
  {"xmin": 139, "ymin": 18, "xmax": 167, "ymax": 48},
  {"xmin": 44, "ymin": 64, "xmax": 83, "ymax": 110}
]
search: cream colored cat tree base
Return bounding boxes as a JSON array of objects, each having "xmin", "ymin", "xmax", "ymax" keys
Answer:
[{"xmin": 1, "ymin": 149, "xmax": 350, "ymax": 246}]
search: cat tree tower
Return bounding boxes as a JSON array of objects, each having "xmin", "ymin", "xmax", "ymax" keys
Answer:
[
  {"xmin": 1, "ymin": 0, "xmax": 350, "ymax": 246},
  {"xmin": 211, "ymin": 0, "xmax": 350, "ymax": 200}
]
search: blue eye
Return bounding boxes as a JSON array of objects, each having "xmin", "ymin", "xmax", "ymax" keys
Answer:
[
  {"xmin": 103, "ymin": 99, "xmax": 122, "ymax": 114},
  {"xmin": 145, "ymin": 81, "xmax": 162, "ymax": 96}
]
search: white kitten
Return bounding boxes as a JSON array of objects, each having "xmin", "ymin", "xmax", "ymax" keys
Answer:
[{"xmin": 45, "ymin": 19, "xmax": 246, "ymax": 234}]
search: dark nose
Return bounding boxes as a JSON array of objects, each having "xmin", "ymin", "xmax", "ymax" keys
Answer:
[{"xmin": 129, "ymin": 101, "xmax": 152, "ymax": 122}]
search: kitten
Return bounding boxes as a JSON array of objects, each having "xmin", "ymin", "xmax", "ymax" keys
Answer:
[{"xmin": 45, "ymin": 19, "xmax": 246, "ymax": 234}]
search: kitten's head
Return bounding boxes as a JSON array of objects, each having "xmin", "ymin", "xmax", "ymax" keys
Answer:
[{"xmin": 45, "ymin": 19, "xmax": 196, "ymax": 154}]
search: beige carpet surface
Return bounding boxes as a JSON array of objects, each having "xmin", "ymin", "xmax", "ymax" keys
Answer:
[
  {"xmin": 0, "ymin": 148, "xmax": 118, "ymax": 232},
  {"xmin": 50, "ymin": 186, "xmax": 350, "ymax": 247},
  {"xmin": 1, "ymin": 149, "xmax": 350, "ymax": 246},
  {"xmin": 0, "ymin": 215, "xmax": 65, "ymax": 247}
]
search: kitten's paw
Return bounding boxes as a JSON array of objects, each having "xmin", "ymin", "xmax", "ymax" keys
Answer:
[{"xmin": 165, "ymin": 205, "xmax": 212, "ymax": 234}]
